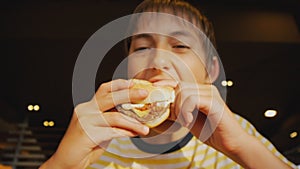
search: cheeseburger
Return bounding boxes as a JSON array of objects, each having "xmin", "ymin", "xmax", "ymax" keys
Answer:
[{"xmin": 116, "ymin": 79, "xmax": 175, "ymax": 128}]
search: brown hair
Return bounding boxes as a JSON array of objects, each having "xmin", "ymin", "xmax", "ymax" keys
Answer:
[
  {"xmin": 125, "ymin": 0, "xmax": 217, "ymax": 66},
  {"xmin": 135, "ymin": 0, "xmax": 215, "ymax": 46}
]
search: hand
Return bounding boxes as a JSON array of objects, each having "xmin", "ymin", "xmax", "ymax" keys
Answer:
[
  {"xmin": 154, "ymin": 80, "xmax": 293, "ymax": 168},
  {"xmin": 154, "ymin": 80, "xmax": 247, "ymax": 155},
  {"xmin": 40, "ymin": 79, "xmax": 149, "ymax": 169}
]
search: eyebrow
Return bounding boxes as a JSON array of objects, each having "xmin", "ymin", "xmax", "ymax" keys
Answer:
[
  {"xmin": 169, "ymin": 31, "xmax": 197, "ymax": 43},
  {"xmin": 169, "ymin": 31, "xmax": 193, "ymax": 38},
  {"xmin": 131, "ymin": 31, "xmax": 197, "ymax": 43},
  {"xmin": 131, "ymin": 33, "xmax": 153, "ymax": 41}
]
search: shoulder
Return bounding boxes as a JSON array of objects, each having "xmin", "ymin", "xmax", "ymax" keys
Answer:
[{"xmin": 233, "ymin": 113, "xmax": 297, "ymax": 168}]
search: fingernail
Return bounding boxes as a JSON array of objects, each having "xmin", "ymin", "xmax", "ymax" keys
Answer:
[
  {"xmin": 152, "ymin": 82, "xmax": 159, "ymax": 86},
  {"xmin": 186, "ymin": 113, "xmax": 193, "ymax": 124},
  {"xmin": 128, "ymin": 80, "xmax": 134, "ymax": 87},
  {"xmin": 139, "ymin": 89, "xmax": 148, "ymax": 96},
  {"xmin": 143, "ymin": 126, "xmax": 149, "ymax": 134}
]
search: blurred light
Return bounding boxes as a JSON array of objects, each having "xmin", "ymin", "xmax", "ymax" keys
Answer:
[
  {"xmin": 43, "ymin": 121, "xmax": 49, "ymax": 127},
  {"xmin": 227, "ymin": 80, "xmax": 233, "ymax": 87},
  {"xmin": 27, "ymin": 105, "xmax": 34, "ymax": 111},
  {"xmin": 48, "ymin": 121, "xmax": 55, "ymax": 127},
  {"xmin": 221, "ymin": 80, "xmax": 234, "ymax": 87},
  {"xmin": 221, "ymin": 80, "xmax": 227, "ymax": 86},
  {"xmin": 43, "ymin": 120, "xmax": 55, "ymax": 127},
  {"xmin": 33, "ymin": 105, "xmax": 40, "ymax": 111},
  {"xmin": 290, "ymin": 131, "xmax": 298, "ymax": 139},
  {"xmin": 264, "ymin": 110, "xmax": 277, "ymax": 118}
]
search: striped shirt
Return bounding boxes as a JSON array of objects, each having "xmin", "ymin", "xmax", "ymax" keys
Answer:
[{"xmin": 87, "ymin": 114, "xmax": 297, "ymax": 169}]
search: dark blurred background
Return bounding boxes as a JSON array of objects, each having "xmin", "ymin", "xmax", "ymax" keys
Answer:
[{"xmin": 0, "ymin": 0, "xmax": 299, "ymax": 168}]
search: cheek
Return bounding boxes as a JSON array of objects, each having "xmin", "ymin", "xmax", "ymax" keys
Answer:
[
  {"xmin": 192, "ymin": 63, "xmax": 208, "ymax": 83},
  {"xmin": 127, "ymin": 57, "xmax": 148, "ymax": 78},
  {"xmin": 176, "ymin": 56, "xmax": 208, "ymax": 83}
]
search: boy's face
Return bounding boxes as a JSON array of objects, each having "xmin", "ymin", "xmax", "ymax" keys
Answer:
[
  {"xmin": 128, "ymin": 13, "xmax": 211, "ymax": 87},
  {"xmin": 127, "ymin": 13, "xmax": 213, "ymax": 132}
]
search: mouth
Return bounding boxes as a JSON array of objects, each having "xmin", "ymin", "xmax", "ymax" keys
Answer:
[
  {"xmin": 148, "ymin": 78, "xmax": 163, "ymax": 83},
  {"xmin": 148, "ymin": 75, "xmax": 175, "ymax": 83},
  {"xmin": 132, "ymin": 67, "xmax": 178, "ymax": 84}
]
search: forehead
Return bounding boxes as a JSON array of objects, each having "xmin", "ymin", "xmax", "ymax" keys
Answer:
[{"xmin": 130, "ymin": 12, "xmax": 202, "ymax": 42}]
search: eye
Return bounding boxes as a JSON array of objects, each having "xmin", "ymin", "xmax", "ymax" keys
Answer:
[
  {"xmin": 173, "ymin": 45, "xmax": 190, "ymax": 49},
  {"xmin": 172, "ymin": 44, "xmax": 190, "ymax": 53},
  {"xmin": 134, "ymin": 47, "xmax": 151, "ymax": 52}
]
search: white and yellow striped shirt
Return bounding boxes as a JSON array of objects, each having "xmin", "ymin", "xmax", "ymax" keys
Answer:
[{"xmin": 87, "ymin": 114, "xmax": 297, "ymax": 169}]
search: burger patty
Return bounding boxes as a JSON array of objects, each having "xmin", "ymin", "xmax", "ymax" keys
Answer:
[{"xmin": 117, "ymin": 101, "xmax": 170, "ymax": 123}]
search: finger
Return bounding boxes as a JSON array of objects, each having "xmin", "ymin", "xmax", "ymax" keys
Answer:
[
  {"xmin": 175, "ymin": 82, "xmax": 213, "ymax": 94},
  {"xmin": 110, "ymin": 88, "xmax": 148, "ymax": 105},
  {"xmin": 89, "ymin": 127, "xmax": 139, "ymax": 146},
  {"xmin": 109, "ymin": 128, "xmax": 139, "ymax": 138},
  {"xmin": 173, "ymin": 85, "xmax": 213, "ymax": 112},
  {"xmin": 103, "ymin": 112, "xmax": 149, "ymax": 136},
  {"xmin": 168, "ymin": 103, "xmax": 177, "ymax": 121},
  {"xmin": 98, "ymin": 88, "xmax": 148, "ymax": 111},
  {"xmin": 173, "ymin": 90, "xmax": 187, "ymax": 125},
  {"xmin": 99, "ymin": 79, "xmax": 132, "ymax": 93},
  {"xmin": 181, "ymin": 94, "xmax": 219, "ymax": 127},
  {"xmin": 181, "ymin": 95, "xmax": 199, "ymax": 127},
  {"xmin": 173, "ymin": 84, "xmax": 223, "ymax": 127},
  {"xmin": 175, "ymin": 89, "xmax": 204, "ymax": 126}
]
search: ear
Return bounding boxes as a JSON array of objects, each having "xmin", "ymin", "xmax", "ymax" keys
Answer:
[{"xmin": 206, "ymin": 56, "xmax": 220, "ymax": 83}]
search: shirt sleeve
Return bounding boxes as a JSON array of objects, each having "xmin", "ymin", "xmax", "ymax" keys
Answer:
[{"xmin": 233, "ymin": 114, "xmax": 298, "ymax": 169}]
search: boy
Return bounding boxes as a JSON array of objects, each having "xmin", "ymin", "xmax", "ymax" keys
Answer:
[{"xmin": 40, "ymin": 0, "xmax": 297, "ymax": 168}]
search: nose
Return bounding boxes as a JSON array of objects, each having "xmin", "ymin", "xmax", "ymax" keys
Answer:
[{"xmin": 149, "ymin": 48, "xmax": 172, "ymax": 71}]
